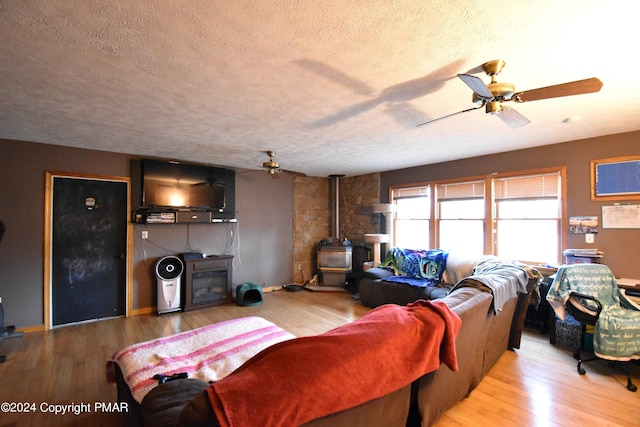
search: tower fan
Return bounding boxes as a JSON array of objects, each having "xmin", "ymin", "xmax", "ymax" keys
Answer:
[{"xmin": 154, "ymin": 256, "xmax": 184, "ymax": 314}]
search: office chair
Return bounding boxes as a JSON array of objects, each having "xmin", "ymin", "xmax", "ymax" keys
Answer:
[{"xmin": 547, "ymin": 263, "xmax": 640, "ymax": 392}]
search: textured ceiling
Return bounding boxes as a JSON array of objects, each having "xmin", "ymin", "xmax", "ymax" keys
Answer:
[{"xmin": 1, "ymin": 1, "xmax": 639, "ymax": 177}]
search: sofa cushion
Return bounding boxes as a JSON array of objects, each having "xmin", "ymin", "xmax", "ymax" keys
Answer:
[
  {"xmin": 442, "ymin": 253, "xmax": 491, "ymax": 285},
  {"xmin": 141, "ymin": 379, "xmax": 209, "ymax": 427},
  {"xmin": 303, "ymin": 385, "xmax": 412, "ymax": 427},
  {"xmin": 416, "ymin": 287, "xmax": 494, "ymax": 426},
  {"xmin": 359, "ymin": 277, "xmax": 452, "ymax": 308},
  {"xmin": 363, "ymin": 267, "xmax": 394, "ymax": 280},
  {"xmin": 179, "ymin": 390, "xmax": 219, "ymax": 427}
]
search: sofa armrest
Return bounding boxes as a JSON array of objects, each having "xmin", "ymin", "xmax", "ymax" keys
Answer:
[{"xmin": 363, "ymin": 267, "xmax": 395, "ymax": 280}]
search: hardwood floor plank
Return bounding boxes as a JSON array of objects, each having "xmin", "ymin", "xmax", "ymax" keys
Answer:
[
  {"xmin": 433, "ymin": 330, "xmax": 640, "ymax": 427},
  {"xmin": 1, "ymin": 290, "xmax": 639, "ymax": 426}
]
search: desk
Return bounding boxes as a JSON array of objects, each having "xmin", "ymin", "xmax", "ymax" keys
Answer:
[
  {"xmin": 617, "ymin": 278, "xmax": 640, "ymax": 304},
  {"xmin": 617, "ymin": 277, "xmax": 640, "ymax": 290}
]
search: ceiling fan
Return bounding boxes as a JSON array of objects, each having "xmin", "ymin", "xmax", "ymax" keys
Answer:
[
  {"xmin": 191, "ymin": 169, "xmax": 223, "ymax": 187},
  {"xmin": 417, "ymin": 60, "xmax": 603, "ymax": 128},
  {"xmin": 261, "ymin": 151, "xmax": 306, "ymax": 179}
]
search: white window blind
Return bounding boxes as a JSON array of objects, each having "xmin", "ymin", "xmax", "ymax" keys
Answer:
[
  {"xmin": 436, "ymin": 180, "xmax": 485, "ymax": 200},
  {"xmin": 494, "ymin": 173, "xmax": 559, "ymax": 200}
]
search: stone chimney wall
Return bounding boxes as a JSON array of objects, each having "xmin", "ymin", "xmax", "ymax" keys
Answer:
[
  {"xmin": 292, "ymin": 176, "xmax": 329, "ymax": 283},
  {"xmin": 292, "ymin": 173, "xmax": 381, "ymax": 284},
  {"xmin": 340, "ymin": 173, "xmax": 381, "ymax": 245}
]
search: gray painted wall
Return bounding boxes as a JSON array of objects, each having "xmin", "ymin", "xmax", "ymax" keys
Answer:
[
  {"xmin": 380, "ymin": 131, "xmax": 640, "ymax": 279},
  {"xmin": 3, "ymin": 132, "xmax": 640, "ymax": 328},
  {"xmin": 0, "ymin": 140, "xmax": 294, "ymax": 328}
]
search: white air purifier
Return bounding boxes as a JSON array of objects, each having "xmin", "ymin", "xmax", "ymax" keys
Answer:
[{"xmin": 154, "ymin": 256, "xmax": 184, "ymax": 314}]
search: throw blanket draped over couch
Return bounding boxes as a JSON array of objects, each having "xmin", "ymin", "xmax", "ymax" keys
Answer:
[
  {"xmin": 106, "ymin": 317, "xmax": 295, "ymax": 403},
  {"xmin": 371, "ymin": 248, "xmax": 532, "ymax": 313},
  {"xmin": 202, "ymin": 300, "xmax": 461, "ymax": 427}
]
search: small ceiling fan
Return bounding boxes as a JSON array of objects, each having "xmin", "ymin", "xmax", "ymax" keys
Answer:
[
  {"xmin": 262, "ymin": 151, "xmax": 306, "ymax": 179},
  {"xmin": 417, "ymin": 60, "xmax": 603, "ymax": 128},
  {"xmin": 191, "ymin": 169, "xmax": 223, "ymax": 187}
]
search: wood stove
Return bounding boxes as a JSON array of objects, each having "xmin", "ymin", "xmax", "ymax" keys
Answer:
[{"xmin": 317, "ymin": 245, "xmax": 352, "ymax": 286}]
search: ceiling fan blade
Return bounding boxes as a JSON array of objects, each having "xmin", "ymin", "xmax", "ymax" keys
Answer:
[
  {"xmin": 514, "ymin": 77, "xmax": 603, "ymax": 102},
  {"xmin": 457, "ymin": 74, "xmax": 494, "ymax": 100},
  {"xmin": 282, "ymin": 169, "xmax": 307, "ymax": 177},
  {"xmin": 417, "ymin": 104, "xmax": 484, "ymax": 127},
  {"xmin": 495, "ymin": 106, "xmax": 530, "ymax": 128}
]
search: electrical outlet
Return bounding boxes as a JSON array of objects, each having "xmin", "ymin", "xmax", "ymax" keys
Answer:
[
  {"xmin": 585, "ymin": 233, "xmax": 594, "ymax": 244},
  {"xmin": 297, "ymin": 264, "xmax": 303, "ymax": 271},
  {"xmin": 141, "ymin": 230, "xmax": 149, "ymax": 239}
]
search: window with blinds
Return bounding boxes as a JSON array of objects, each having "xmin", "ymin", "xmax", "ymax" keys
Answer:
[
  {"xmin": 494, "ymin": 172, "xmax": 562, "ymax": 263},
  {"xmin": 436, "ymin": 180, "xmax": 485, "ymax": 257},
  {"xmin": 391, "ymin": 185, "xmax": 430, "ymax": 249},
  {"xmin": 387, "ymin": 168, "xmax": 564, "ymax": 264}
]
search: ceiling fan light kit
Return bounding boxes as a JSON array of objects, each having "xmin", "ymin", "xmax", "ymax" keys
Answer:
[
  {"xmin": 418, "ymin": 59, "xmax": 603, "ymax": 129},
  {"xmin": 261, "ymin": 150, "xmax": 306, "ymax": 179},
  {"xmin": 263, "ymin": 151, "xmax": 280, "ymax": 170},
  {"xmin": 485, "ymin": 101, "xmax": 503, "ymax": 115}
]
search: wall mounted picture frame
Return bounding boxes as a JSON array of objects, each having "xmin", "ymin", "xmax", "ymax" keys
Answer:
[
  {"xmin": 590, "ymin": 155, "xmax": 640, "ymax": 201},
  {"xmin": 569, "ymin": 216, "xmax": 598, "ymax": 234}
]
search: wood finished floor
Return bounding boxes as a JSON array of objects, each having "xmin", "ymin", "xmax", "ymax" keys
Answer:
[{"xmin": 0, "ymin": 290, "xmax": 638, "ymax": 426}]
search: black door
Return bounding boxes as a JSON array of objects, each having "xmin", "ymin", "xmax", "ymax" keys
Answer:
[{"xmin": 51, "ymin": 177, "xmax": 128, "ymax": 326}]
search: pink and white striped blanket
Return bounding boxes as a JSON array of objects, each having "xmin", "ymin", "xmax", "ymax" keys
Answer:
[{"xmin": 106, "ymin": 316, "xmax": 294, "ymax": 403}]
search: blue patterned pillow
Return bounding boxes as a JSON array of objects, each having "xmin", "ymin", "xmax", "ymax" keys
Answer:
[
  {"xmin": 419, "ymin": 249, "xmax": 448, "ymax": 284},
  {"xmin": 403, "ymin": 253, "xmax": 424, "ymax": 278},
  {"xmin": 380, "ymin": 248, "xmax": 449, "ymax": 285},
  {"xmin": 381, "ymin": 248, "xmax": 424, "ymax": 276},
  {"xmin": 382, "ymin": 248, "xmax": 442, "ymax": 279}
]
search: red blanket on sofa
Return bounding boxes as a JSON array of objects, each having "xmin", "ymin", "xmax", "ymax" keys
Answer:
[{"xmin": 206, "ymin": 299, "xmax": 461, "ymax": 427}]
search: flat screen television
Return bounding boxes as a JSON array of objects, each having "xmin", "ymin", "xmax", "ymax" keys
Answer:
[{"xmin": 136, "ymin": 160, "xmax": 235, "ymax": 219}]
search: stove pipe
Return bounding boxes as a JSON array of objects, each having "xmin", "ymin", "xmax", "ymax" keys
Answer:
[{"xmin": 329, "ymin": 175, "xmax": 345, "ymax": 240}]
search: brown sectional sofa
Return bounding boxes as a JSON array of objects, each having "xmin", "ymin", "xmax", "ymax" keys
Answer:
[
  {"xmin": 123, "ymin": 253, "xmax": 537, "ymax": 427},
  {"xmin": 357, "ymin": 252, "xmax": 538, "ymax": 425},
  {"xmin": 416, "ymin": 287, "xmax": 504, "ymax": 425}
]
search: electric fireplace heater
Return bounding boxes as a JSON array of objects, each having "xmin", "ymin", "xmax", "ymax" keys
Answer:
[{"xmin": 182, "ymin": 255, "xmax": 233, "ymax": 311}]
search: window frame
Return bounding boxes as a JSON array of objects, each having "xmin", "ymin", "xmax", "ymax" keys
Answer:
[
  {"xmin": 390, "ymin": 183, "xmax": 432, "ymax": 250},
  {"xmin": 389, "ymin": 166, "xmax": 567, "ymax": 264},
  {"xmin": 434, "ymin": 177, "xmax": 487, "ymax": 256}
]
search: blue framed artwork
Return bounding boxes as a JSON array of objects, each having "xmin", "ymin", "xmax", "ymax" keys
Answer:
[{"xmin": 591, "ymin": 156, "xmax": 640, "ymax": 201}]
